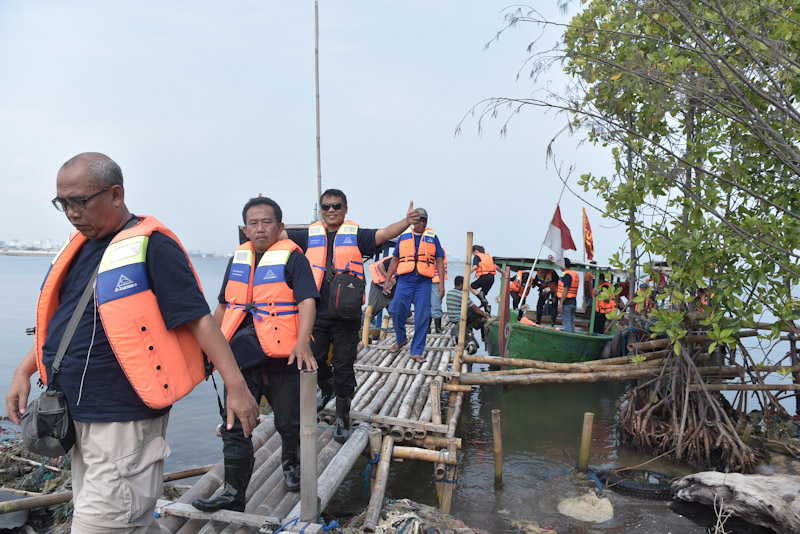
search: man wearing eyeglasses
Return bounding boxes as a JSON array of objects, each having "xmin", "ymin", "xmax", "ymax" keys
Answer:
[
  {"xmin": 5, "ymin": 152, "xmax": 259, "ymax": 534},
  {"xmin": 281, "ymin": 189, "xmax": 419, "ymax": 443}
]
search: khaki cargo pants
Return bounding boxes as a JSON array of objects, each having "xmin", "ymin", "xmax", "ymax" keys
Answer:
[{"xmin": 71, "ymin": 414, "xmax": 170, "ymax": 534}]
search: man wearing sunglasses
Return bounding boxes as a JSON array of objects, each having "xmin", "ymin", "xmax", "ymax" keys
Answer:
[
  {"xmin": 5, "ymin": 152, "xmax": 259, "ymax": 534},
  {"xmin": 282, "ymin": 189, "xmax": 419, "ymax": 442}
]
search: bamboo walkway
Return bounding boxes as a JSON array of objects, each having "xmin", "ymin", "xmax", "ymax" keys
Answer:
[{"xmin": 156, "ymin": 320, "xmax": 468, "ymax": 534}]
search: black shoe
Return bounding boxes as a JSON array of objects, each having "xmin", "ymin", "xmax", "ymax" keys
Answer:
[
  {"xmin": 192, "ymin": 456, "xmax": 253, "ymax": 512},
  {"xmin": 317, "ymin": 378, "xmax": 334, "ymax": 412},
  {"xmin": 333, "ymin": 396, "xmax": 352, "ymax": 444},
  {"xmin": 477, "ymin": 290, "xmax": 489, "ymax": 308},
  {"xmin": 282, "ymin": 445, "xmax": 301, "ymax": 493},
  {"xmin": 434, "ymin": 318, "xmax": 442, "ymax": 334}
]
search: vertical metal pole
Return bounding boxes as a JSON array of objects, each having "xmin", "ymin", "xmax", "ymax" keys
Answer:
[
  {"xmin": 492, "ymin": 409, "xmax": 503, "ymax": 485},
  {"xmin": 300, "ymin": 370, "xmax": 318, "ymax": 522},
  {"xmin": 578, "ymin": 412, "xmax": 594, "ymax": 472},
  {"xmin": 314, "ymin": 1, "xmax": 323, "ymax": 213}
]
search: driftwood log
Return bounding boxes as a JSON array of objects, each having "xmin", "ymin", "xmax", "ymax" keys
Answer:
[{"xmin": 672, "ymin": 472, "xmax": 800, "ymax": 534}]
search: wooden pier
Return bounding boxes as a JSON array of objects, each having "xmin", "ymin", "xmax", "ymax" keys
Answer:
[{"xmin": 156, "ymin": 323, "xmax": 470, "ymax": 534}]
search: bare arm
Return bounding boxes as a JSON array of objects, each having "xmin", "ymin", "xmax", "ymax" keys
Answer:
[
  {"xmin": 288, "ymin": 298, "xmax": 317, "ymax": 371},
  {"xmin": 5, "ymin": 346, "xmax": 38, "ymax": 424},
  {"xmin": 185, "ymin": 314, "xmax": 259, "ymax": 437},
  {"xmin": 213, "ymin": 302, "xmax": 227, "ymax": 326},
  {"xmin": 375, "ymin": 201, "xmax": 418, "ymax": 246},
  {"xmin": 382, "ymin": 256, "xmax": 400, "ymax": 292},
  {"xmin": 435, "ymin": 256, "xmax": 445, "ymax": 298}
]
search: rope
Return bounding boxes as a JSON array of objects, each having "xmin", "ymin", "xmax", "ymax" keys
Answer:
[
  {"xmin": 275, "ymin": 517, "xmax": 298, "ymax": 533},
  {"xmin": 359, "ymin": 453, "xmax": 379, "ymax": 497}
]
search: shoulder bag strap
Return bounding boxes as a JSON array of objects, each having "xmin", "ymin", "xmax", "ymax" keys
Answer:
[{"xmin": 50, "ymin": 263, "xmax": 99, "ymax": 379}]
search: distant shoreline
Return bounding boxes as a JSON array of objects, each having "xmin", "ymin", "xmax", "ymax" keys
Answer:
[{"xmin": 0, "ymin": 250, "xmax": 55, "ymax": 256}]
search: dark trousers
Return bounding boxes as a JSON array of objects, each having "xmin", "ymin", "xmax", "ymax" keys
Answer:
[
  {"xmin": 536, "ymin": 292, "xmax": 558, "ymax": 325},
  {"xmin": 466, "ymin": 308, "xmax": 483, "ymax": 330},
  {"xmin": 221, "ymin": 367, "xmax": 300, "ymax": 460},
  {"xmin": 310, "ymin": 315, "xmax": 360, "ymax": 398},
  {"xmin": 593, "ymin": 312, "xmax": 607, "ymax": 334},
  {"xmin": 471, "ymin": 274, "xmax": 495, "ymax": 295}
]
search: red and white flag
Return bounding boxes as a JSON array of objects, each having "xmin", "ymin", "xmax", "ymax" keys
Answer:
[{"xmin": 543, "ymin": 205, "xmax": 577, "ymax": 268}]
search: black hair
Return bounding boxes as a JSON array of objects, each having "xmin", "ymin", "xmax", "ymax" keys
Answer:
[
  {"xmin": 564, "ymin": 258, "xmax": 572, "ymax": 268},
  {"xmin": 320, "ymin": 189, "xmax": 347, "ymax": 206},
  {"xmin": 242, "ymin": 196, "xmax": 283, "ymax": 224},
  {"xmin": 472, "ymin": 245, "xmax": 485, "ymax": 253},
  {"xmin": 454, "ymin": 275, "xmax": 464, "ymax": 287},
  {"xmin": 62, "ymin": 152, "xmax": 123, "ymax": 189}
]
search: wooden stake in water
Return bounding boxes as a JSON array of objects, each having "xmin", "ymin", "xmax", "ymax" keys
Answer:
[
  {"xmin": 578, "ymin": 412, "xmax": 595, "ymax": 472},
  {"xmin": 300, "ymin": 370, "xmax": 318, "ymax": 522},
  {"xmin": 492, "ymin": 409, "xmax": 503, "ymax": 485}
]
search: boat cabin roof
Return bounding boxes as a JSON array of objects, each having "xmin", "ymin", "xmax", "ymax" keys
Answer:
[{"xmin": 492, "ymin": 256, "xmax": 616, "ymax": 274}]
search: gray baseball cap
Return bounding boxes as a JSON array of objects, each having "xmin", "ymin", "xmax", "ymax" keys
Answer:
[{"xmin": 416, "ymin": 207, "xmax": 428, "ymax": 220}]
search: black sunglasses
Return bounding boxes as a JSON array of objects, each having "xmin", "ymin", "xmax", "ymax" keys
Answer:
[
  {"xmin": 51, "ymin": 187, "xmax": 112, "ymax": 213},
  {"xmin": 321, "ymin": 202, "xmax": 345, "ymax": 212}
]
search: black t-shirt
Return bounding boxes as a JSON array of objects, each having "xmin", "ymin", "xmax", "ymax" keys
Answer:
[
  {"xmin": 218, "ymin": 249, "xmax": 319, "ymax": 373},
  {"xmin": 41, "ymin": 224, "xmax": 210, "ymax": 422},
  {"xmin": 561, "ymin": 273, "xmax": 577, "ymax": 305},
  {"xmin": 285, "ymin": 227, "xmax": 377, "ymax": 318}
]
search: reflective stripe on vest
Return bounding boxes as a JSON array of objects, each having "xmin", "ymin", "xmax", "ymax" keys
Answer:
[
  {"xmin": 396, "ymin": 227, "xmax": 437, "ymax": 278},
  {"xmin": 305, "ymin": 220, "xmax": 364, "ymax": 291},
  {"xmin": 557, "ymin": 269, "xmax": 580, "ymax": 299},
  {"xmin": 474, "ymin": 252, "xmax": 496, "ymax": 276},
  {"xmin": 35, "ymin": 216, "xmax": 206, "ymax": 410},
  {"xmin": 595, "ymin": 281, "xmax": 617, "ymax": 314},
  {"xmin": 221, "ymin": 240, "xmax": 301, "ymax": 358},
  {"xmin": 368, "ymin": 256, "xmax": 393, "ymax": 285},
  {"xmin": 432, "ymin": 252, "xmax": 448, "ymax": 284}
]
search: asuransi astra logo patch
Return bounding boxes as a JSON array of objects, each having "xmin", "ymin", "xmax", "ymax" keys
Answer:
[
  {"xmin": 115, "ymin": 274, "xmax": 138, "ymax": 292},
  {"xmin": 343, "ymin": 236, "xmax": 354, "ymax": 244},
  {"xmin": 263, "ymin": 268, "xmax": 278, "ymax": 281}
]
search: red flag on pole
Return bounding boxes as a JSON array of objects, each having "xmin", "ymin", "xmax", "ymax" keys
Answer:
[
  {"xmin": 583, "ymin": 207, "xmax": 594, "ymax": 261},
  {"xmin": 543, "ymin": 205, "xmax": 577, "ymax": 268}
]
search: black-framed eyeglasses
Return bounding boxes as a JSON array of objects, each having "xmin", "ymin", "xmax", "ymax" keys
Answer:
[
  {"xmin": 321, "ymin": 202, "xmax": 345, "ymax": 212},
  {"xmin": 51, "ymin": 187, "xmax": 111, "ymax": 213}
]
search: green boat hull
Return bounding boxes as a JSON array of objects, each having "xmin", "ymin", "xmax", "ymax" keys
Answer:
[{"xmin": 486, "ymin": 319, "xmax": 611, "ymax": 363}]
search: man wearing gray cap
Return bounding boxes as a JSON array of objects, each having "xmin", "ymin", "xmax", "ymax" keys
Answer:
[{"xmin": 383, "ymin": 208, "xmax": 445, "ymax": 363}]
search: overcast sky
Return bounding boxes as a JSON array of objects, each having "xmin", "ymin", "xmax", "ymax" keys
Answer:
[{"xmin": 0, "ymin": 0, "xmax": 620, "ymax": 261}]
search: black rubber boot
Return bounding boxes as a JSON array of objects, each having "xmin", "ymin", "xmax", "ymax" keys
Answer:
[
  {"xmin": 333, "ymin": 396, "xmax": 352, "ymax": 444},
  {"xmin": 192, "ymin": 456, "xmax": 253, "ymax": 512},
  {"xmin": 282, "ymin": 445, "xmax": 301, "ymax": 492},
  {"xmin": 317, "ymin": 377, "xmax": 334, "ymax": 412},
  {"xmin": 434, "ymin": 317, "xmax": 442, "ymax": 334}
]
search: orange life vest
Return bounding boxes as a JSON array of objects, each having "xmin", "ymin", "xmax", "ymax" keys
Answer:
[
  {"xmin": 474, "ymin": 252, "xmax": 496, "ymax": 276},
  {"xmin": 539, "ymin": 269, "xmax": 558, "ymax": 291},
  {"xmin": 510, "ymin": 272, "xmax": 531, "ymax": 298},
  {"xmin": 368, "ymin": 256, "xmax": 393, "ymax": 286},
  {"xmin": 432, "ymin": 252, "xmax": 448, "ymax": 284},
  {"xmin": 520, "ymin": 316, "xmax": 537, "ymax": 326},
  {"xmin": 221, "ymin": 240, "xmax": 302, "ymax": 358},
  {"xmin": 305, "ymin": 220, "xmax": 364, "ymax": 290},
  {"xmin": 557, "ymin": 269, "xmax": 580, "ymax": 299},
  {"xmin": 35, "ymin": 216, "xmax": 206, "ymax": 410},
  {"xmin": 397, "ymin": 227, "xmax": 438, "ymax": 278},
  {"xmin": 595, "ymin": 281, "xmax": 617, "ymax": 314},
  {"xmin": 583, "ymin": 272, "xmax": 595, "ymax": 298}
]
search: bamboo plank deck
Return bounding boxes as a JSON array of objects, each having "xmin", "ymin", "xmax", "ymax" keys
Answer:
[{"xmin": 158, "ymin": 320, "xmax": 465, "ymax": 533}]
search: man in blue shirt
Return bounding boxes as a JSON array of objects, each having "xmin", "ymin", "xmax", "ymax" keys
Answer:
[{"xmin": 383, "ymin": 208, "xmax": 445, "ymax": 364}]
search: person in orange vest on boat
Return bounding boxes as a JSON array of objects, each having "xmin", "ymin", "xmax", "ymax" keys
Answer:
[
  {"xmin": 192, "ymin": 197, "xmax": 320, "ymax": 512},
  {"xmin": 383, "ymin": 208, "xmax": 446, "ymax": 364},
  {"xmin": 593, "ymin": 273, "xmax": 616, "ymax": 334},
  {"xmin": 533, "ymin": 267, "xmax": 559, "ymax": 325},
  {"xmin": 583, "ymin": 261, "xmax": 597, "ymax": 313},
  {"xmin": 4, "ymin": 153, "xmax": 258, "ymax": 532},
  {"xmin": 696, "ymin": 287, "xmax": 710, "ymax": 313},
  {"xmin": 430, "ymin": 251, "xmax": 448, "ymax": 333},
  {"xmin": 367, "ymin": 255, "xmax": 396, "ymax": 317},
  {"xmin": 508, "ymin": 270, "xmax": 532, "ymax": 310},
  {"xmin": 557, "ymin": 258, "xmax": 580, "ymax": 333},
  {"xmin": 281, "ymin": 189, "xmax": 419, "ymax": 443},
  {"xmin": 470, "ymin": 245, "xmax": 496, "ymax": 312}
]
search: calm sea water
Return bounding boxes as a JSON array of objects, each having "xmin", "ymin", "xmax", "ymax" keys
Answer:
[{"xmin": 1, "ymin": 255, "xmax": 782, "ymax": 532}]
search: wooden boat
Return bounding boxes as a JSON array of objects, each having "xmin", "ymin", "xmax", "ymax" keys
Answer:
[
  {"xmin": 486, "ymin": 256, "xmax": 615, "ymax": 363},
  {"xmin": 486, "ymin": 319, "xmax": 612, "ymax": 363}
]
